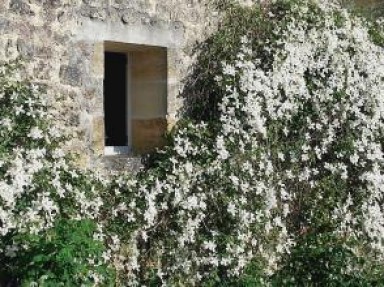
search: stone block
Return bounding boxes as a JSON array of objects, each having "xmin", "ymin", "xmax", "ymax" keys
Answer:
[
  {"xmin": 0, "ymin": 17, "xmax": 9, "ymax": 33},
  {"xmin": 44, "ymin": 0, "xmax": 62, "ymax": 9},
  {"xmin": 74, "ymin": 150, "xmax": 90, "ymax": 169},
  {"xmin": 101, "ymin": 155, "xmax": 143, "ymax": 173},
  {"xmin": 167, "ymin": 82, "xmax": 181, "ymax": 116},
  {"xmin": 167, "ymin": 116, "xmax": 177, "ymax": 131},
  {"xmin": 9, "ymin": 0, "xmax": 34, "ymax": 15},
  {"xmin": 92, "ymin": 116, "xmax": 105, "ymax": 156},
  {"xmin": 17, "ymin": 38, "xmax": 34, "ymax": 59},
  {"xmin": 59, "ymin": 64, "xmax": 82, "ymax": 86},
  {"xmin": 33, "ymin": 60, "xmax": 53, "ymax": 80},
  {"xmin": 91, "ymin": 42, "xmax": 104, "ymax": 78}
]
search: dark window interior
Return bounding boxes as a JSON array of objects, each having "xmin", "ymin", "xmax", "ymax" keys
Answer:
[{"xmin": 104, "ymin": 52, "xmax": 127, "ymax": 146}]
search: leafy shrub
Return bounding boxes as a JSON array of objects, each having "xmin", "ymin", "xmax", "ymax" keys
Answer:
[
  {"xmin": 0, "ymin": 62, "xmax": 115, "ymax": 286},
  {"xmin": 0, "ymin": 219, "xmax": 113, "ymax": 286}
]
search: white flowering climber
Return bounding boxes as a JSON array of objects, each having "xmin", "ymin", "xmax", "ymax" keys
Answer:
[{"xmin": 120, "ymin": 0, "xmax": 384, "ymax": 284}]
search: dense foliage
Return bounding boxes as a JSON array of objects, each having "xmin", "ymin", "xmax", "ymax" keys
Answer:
[
  {"xmin": 0, "ymin": 62, "xmax": 117, "ymax": 285},
  {"xmin": 2, "ymin": 0, "xmax": 384, "ymax": 286},
  {"xmin": 134, "ymin": 0, "xmax": 384, "ymax": 285}
]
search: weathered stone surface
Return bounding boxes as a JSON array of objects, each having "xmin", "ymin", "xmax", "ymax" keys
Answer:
[
  {"xmin": 16, "ymin": 38, "xmax": 34, "ymax": 58},
  {"xmin": 33, "ymin": 60, "xmax": 54, "ymax": 80},
  {"xmin": 9, "ymin": 0, "xmax": 33, "ymax": 15},
  {"xmin": 59, "ymin": 65, "xmax": 82, "ymax": 87},
  {"xmin": 91, "ymin": 116, "xmax": 105, "ymax": 156},
  {"xmin": 0, "ymin": 17, "xmax": 9, "ymax": 32},
  {"xmin": 5, "ymin": 39, "xmax": 18, "ymax": 58},
  {"xmin": 42, "ymin": 0, "xmax": 62, "ymax": 9},
  {"xmin": 101, "ymin": 155, "xmax": 143, "ymax": 173}
]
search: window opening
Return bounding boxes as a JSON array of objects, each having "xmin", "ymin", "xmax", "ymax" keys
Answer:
[
  {"xmin": 103, "ymin": 42, "xmax": 168, "ymax": 155},
  {"xmin": 104, "ymin": 52, "xmax": 129, "ymax": 152}
]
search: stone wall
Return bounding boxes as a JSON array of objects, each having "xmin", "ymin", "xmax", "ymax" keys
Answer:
[{"xmin": 0, "ymin": 0, "xmax": 218, "ymax": 171}]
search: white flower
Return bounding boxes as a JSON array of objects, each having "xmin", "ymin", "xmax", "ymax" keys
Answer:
[
  {"xmin": 0, "ymin": 118, "xmax": 12, "ymax": 131},
  {"xmin": 228, "ymin": 202, "xmax": 237, "ymax": 216},
  {"xmin": 222, "ymin": 63, "xmax": 236, "ymax": 76},
  {"xmin": 216, "ymin": 136, "xmax": 229, "ymax": 160},
  {"xmin": 203, "ymin": 240, "xmax": 216, "ymax": 252},
  {"xmin": 28, "ymin": 126, "xmax": 44, "ymax": 139}
]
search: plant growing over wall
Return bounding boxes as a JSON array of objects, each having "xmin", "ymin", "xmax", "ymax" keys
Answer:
[
  {"xmin": 123, "ymin": 0, "xmax": 384, "ymax": 285},
  {"xmin": 2, "ymin": 0, "xmax": 384, "ymax": 286},
  {"xmin": 0, "ymin": 61, "xmax": 116, "ymax": 286}
]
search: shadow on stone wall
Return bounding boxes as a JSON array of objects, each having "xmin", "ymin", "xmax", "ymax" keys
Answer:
[
  {"xmin": 178, "ymin": 1, "xmax": 263, "ymax": 123},
  {"xmin": 178, "ymin": 37, "xmax": 226, "ymax": 123}
]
